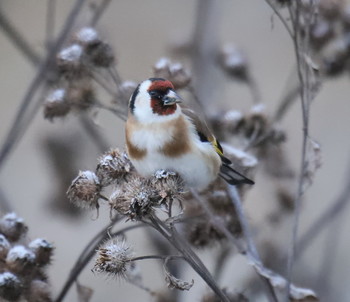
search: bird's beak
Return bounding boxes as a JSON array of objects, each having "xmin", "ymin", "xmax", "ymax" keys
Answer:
[{"xmin": 162, "ymin": 90, "xmax": 182, "ymax": 106}]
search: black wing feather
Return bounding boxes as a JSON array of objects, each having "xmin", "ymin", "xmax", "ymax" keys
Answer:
[{"xmin": 219, "ymin": 163, "xmax": 255, "ymax": 185}]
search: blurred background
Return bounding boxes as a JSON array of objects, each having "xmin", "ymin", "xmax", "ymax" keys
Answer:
[{"xmin": 1, "ymin": 0, "xmax": 350, "ymax": 301}]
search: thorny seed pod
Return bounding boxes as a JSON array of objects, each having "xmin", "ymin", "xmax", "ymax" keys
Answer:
[
  {"xmin": 85, "ymin": 41, "xmax": 115, "ymax": 68},
  {"xmin": 186, "ymin": 185, "xmax": 242, "ymax": 247},
  {"xmin": 110, "ymin": 172, "xmax": 184, "ymax": 220},
  {"xmin": 29, "ymin": 239, "xmax": 54, "ymax": 267},
  {"xmin": 57, "ymin": 44, "xmax": 86, "ymax": 78},
  {"xmin": 153, "ymin": 58, "xmax": 191, "ymax": 89},
  {"xmin": 0, "ymin": 212, "xmax": 28, "ymax": 242},
  {"xmin": 151, "ymin": 170, "xmax": 184, "ymax": 204},
  {"xmin": 0, "ymin": 234, "xmax": 11, "ymax": 259},
  {"xmin": 26, "ymin": 279, "xmax": 52, "ymax": 302},
  {"xmin": 6, "ymin": 245, "xmax": 36, "ymax": 275},
  {"xmin": 122, "ymin": 179, "xmax": 156, "ymax": 219},
  {"xmin": 321, "ymin": 38, "xmax": 348, "ymax": 76},
  {"xmin": 0, "ymin": 272, "xmax": 22, "ymax": 301},
  {"xmin": 93, "ymin": 239, "xmax": 133, "ymax": 278},
  {"xmin": 318, "ymin": 0, "xmax": 344, "ymax": 21},
  {"xmin": 43, "ymin": 89, "xmax": 70, "ymax": 120},
  {"xmin": 67, "ymin": 170, "xmax": 101, "ymax": 210},
  {"xmin": 67, "ymin": 81, "xmax": 96, "ymax": 111},
  {"xmin": 219, "ymin": 44, "xmax": 249, "ymax": 81},
  {"xmin": 96, "ymin": 149, "xmax": 133, "ymax": 187},
  {"xmin": 74, "ymin": 27, "xmax": 100, "ymax": 47}
]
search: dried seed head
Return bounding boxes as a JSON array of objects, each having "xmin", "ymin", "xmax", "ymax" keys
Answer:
[
  {"xmin": 67, "ymin": 81, "xmax": 95, "ymax": 111},
  {"xmin": 26, "ymin": 279, "xmax": 52, "ymax": 302},
  {"xmin": 57, "ymin": 44, "xmax": 86, "ymax": 78},
  {"xmin": 0, "ymin": 234, "xmax": 11, "ymax": 259},
  {"xmin": 0, "ymin": 213, "xmax": 28, "ymax": 242},
  {"xmin": 110, "ymin": 176, "xmax": 154, "ymax": 219},
  {"xmin": 318, "ymin": 0, "xmax": 343, "ymax": 21},
  {"xmin": 75, "ymin": 27, "xmax": 100, "ymax": 47},
  {"xmin": 321, "ymin": 38, "xmax": 348, "ymax": 76},
  {"xmin": 96, "ymin": 149, "xmax": 133, "ymax": 187},
  {"xmin": 67, "ymin": 171, "xmax": 101, "ymax": 210},
  {"xmin": 151, "ymin": 170, "xmax": 184, "ymax": 203},
  {"xmin": 29, "ymin": 239, "xmax": 54, "ymax": 267},
  {"xmin": 86, "ymin": 41, "xmax": 115, "ymax": 68},
  {"xmin": 43, "ymin": 89, "xmax": 70, "ymax": 120},
  {"xmin": 185, "ymin": 185, "xmax": 242, "ymax": 247},
  {"xmin": 219, "ymin": 44, "xmax": 248, "ymax": 80},
  {"xmin": 110, "ymin": 172, "xmax": 184, "ymax": 220},
  {"xmin": 0, "ymin": 272, "xmax": 22, "ymax": 301},
  {"xmin": 6, "ymin": 245, "xmax": 36, "ymax": 274},
  {"xmin": 93, "ymin": 239, "xmax": 133, "ymax": 278},
  {"xmin": 153, "ymin": 58, "xmax": 191, "ymax": 89},
  {"xmin": 310, "ymin": 19, "xmax": 334, "ymax": 50}
]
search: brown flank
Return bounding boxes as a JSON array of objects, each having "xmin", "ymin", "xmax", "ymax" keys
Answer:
[
  {"xmin": 125, "ymin": 117, "xmax": 147, "ymax": 160},
  {"xmin": 161, "ymin": 116, "xmax": 191, "ymax": 157}
]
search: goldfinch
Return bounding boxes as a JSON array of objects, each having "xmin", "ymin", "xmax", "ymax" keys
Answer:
[{"xmin": 125, "ymin": 78, "xmax": 254, "ymax": 189}]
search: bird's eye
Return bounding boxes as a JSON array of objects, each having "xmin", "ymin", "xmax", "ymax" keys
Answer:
[{"xmin": 149, "ymin": 91, "xmax": 161, "ymax": 99}]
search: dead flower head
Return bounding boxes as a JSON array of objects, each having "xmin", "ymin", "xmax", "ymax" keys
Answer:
[
  {"xmin": 0, "ymin": 213, "xmax": 28, "ymax": 242},
  {"xmin": 93, "ymin": 238, "xmax": 133, "ymax": 279},
  {"xmin": 96, "ymin": 149, "xmax": 133, "ymax": 187},
  {"xmin": 67, "ymin": 170, "xmax": 101, "ymax": 210},
  {"xmin": 43, "ymin": 88, "xmax": 70, "ymax": 121},
  {"xmin": 153, "ymin": 58, "xmax": 191, "ymax": 89},
  {"xmin": 110, "ymin": 171, "xmax": 184, "ymax": 220}
]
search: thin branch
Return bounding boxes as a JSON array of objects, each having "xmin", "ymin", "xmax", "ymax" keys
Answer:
[
  {"xmin": 264, "ymin": 0, "xmax": 294, "ymax": 39},
  {"xmin": 45, "ymin": 0, "xmax": 56, "ymax": 49},
  {"xmin": 89, "ymin": 0, "xmax": 112, "ymax": 27},
  {"xmin": 79, "ymin": 115, "xmax": 109, "ymax": 153},
  {"xmin": 297, "ymin": 162, "xmax": 350, "ymax": 258},
  {"xmin": 225, "ymin": 187, "xmax": 278, "ymax": 302},
  {"xmin": 0, "ymin": 0, "xmax": 87, "ymax": 172},
  {"xmin": 286, "ymin": 2, "xmax": 316, "ymax": 300},
  {"xmin": 0, "ymin": 8, "xmax": 41, "ymax": 65},
  {"xmin": 55, "ymin": 221, "xmax": 143, "ymax": 302},
  {"xmin": 191, "ymin": 0, "xmax": 221, "ymax": 112},
  {"xmin": 147, "ymin": 215, "xmax": 231, "ymax": 302},
  {"xmin": 273, "ymin": 81, "xmax": 300, "ymax": 122}
]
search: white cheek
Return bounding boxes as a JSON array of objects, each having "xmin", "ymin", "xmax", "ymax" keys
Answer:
[{"xmin": 134, "ymin": 99, "xmax": 154, "ymax": 123}]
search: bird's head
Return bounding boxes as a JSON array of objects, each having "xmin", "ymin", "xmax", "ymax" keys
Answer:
[{"xmin": 129, "ymin": 78, "xmax": 182, "ymax": 123}]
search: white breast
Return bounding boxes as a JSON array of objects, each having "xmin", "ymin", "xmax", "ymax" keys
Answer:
[{"xmin": 128, "ymin": 119, "xmax": 221, "ymax": 189}]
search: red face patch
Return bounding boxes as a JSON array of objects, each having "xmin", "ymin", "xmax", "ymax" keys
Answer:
[
  {"xmin": 148, "ymin": 79, "xmax": 177, "ymax": 116},
  {"xmin": 151, "ymin": 99, "xmax": 177, "ymax": 116},
  {"xmin": 148, "ymin": 80, "xmax": 174, "ymax": 92}
]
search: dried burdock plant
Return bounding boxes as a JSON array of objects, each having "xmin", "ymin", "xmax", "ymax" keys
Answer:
[
  {"xmin": 67, "ymin": 170, "xmax": 101, "ymax": 210},
  {"xmin": 4, "ymin": 1, "xmax": 350, "ymax": 301},
  {"xmin": 0, "ymin": 213, "xmax": 53, "ymax": 302},
  {"xmin": 93, "ymin": 238, "xmax": 134, "ymax": 279}
]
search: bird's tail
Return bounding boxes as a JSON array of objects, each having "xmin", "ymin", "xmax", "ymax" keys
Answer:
[{"xmin": 219, "ymin": 163, "xmax": 254, "ymax": 186}]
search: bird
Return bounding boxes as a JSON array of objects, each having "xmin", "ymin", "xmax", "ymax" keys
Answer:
[{"xmin": 125, "ymin": 78, "xmax": 254, "ymax": 189}]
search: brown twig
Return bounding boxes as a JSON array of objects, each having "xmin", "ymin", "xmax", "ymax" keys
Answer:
[{"xmin": 55, "ymin": 219, "xmax": 143, "ymax": 302}]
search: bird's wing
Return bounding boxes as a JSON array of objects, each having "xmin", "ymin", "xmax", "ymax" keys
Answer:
[
  {"xmin": 181, "ymin": 105, "xmax": 254, "ymax": 185},
  {"xmin": 181, "ymin": 105, "xmax": 231, "ymax": 163}
]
